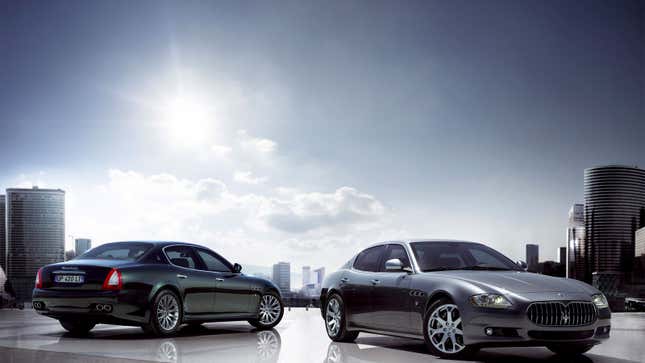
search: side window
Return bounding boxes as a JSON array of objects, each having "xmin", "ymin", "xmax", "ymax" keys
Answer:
[
  {"xmin": 380, "ymin": 244, "xmax": 411, "ymax": 272},
  {"xmin": 196, "ymin": 249, "xmax": 231, "ymax": 272},
  {"xmin": 143, "ymin": 251, "xmax": 167, "ymax": 264},
  {"xmin": 165, "ymin": 246, "xmax": 199, "ymax": 269},
  {"xmin": 353, "ymin": 246, "xmax": 386, "ymax": 272}
]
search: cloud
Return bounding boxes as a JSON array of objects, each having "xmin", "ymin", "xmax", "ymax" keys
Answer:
[
  {"xmin": 237, "ymin": 129, "xmax": 277, "ymax": 154},
  {"xmin": 259, "ymin": 187, "xmax": 386, "ymax": 233},
  {"xmin": 233, "ymin": 170, "xmax": 268, "ymax": 185},
  {"xmin": 211, "ymin": 144, "xmax": 232, "ymax": 158},
  {"xmin": 65, "ymin": 169, "xmax": 391, "ymax": 272}
]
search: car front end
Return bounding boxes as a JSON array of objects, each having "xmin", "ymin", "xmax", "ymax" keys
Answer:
[{"xmin": 460, "ymin": 289, "xmax": 611, "ymax": 348}]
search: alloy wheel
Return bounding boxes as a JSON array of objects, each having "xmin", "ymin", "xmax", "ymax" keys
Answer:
[
  {"xmin": 427, "ymin": 303, "xmax": 465, "ymax": 354},
  {"xmin": 326, "ymin": 298, "xmax": 342, "ymax": 337},
  {"xmin": 157, "ymin": 294, "xmax": 180, "ymax": 331},
  {"xmin": 259, "ymin": 295, "xmax": 282, "ymax": 325}
]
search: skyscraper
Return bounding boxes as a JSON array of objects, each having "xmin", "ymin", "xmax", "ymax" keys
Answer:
[
  {"xmin": 558, "ymin": 247, "xmax": 567, "ymax": 265},
  {"xmin": 6, "ymin": 187, "xmax": 65, "ymax": 302},
  {"xmin": 272, "ymin": 262, "xmax": 290, "ymax": 296},
  {"xmin": 313, "ymin": 267, "xmax": 325, "ymax": 286},
  {"xmin": 75, "ymin": 238, "xmax": 92, "ymax": 256},
  {"xmin": 567, "ymin": 203, "xmax": 585, "ymax": 279},
  {"xmin": 583, "ymin": 165, "xmax": 645, "ymax": 292},
  {"xmin": 636, "ymin": 227, "xmax": 645, "ymax": 258},
  {"xmin": 0, "ymin": 195, "xmax": 5, "ymax": 272},
  {"xmin": 302, "ymin": 265, "xmax": 311, "ymax": 286},
  {"xmin": 526, "ymin": 244, "xmax": 539, "ymax": 273}
]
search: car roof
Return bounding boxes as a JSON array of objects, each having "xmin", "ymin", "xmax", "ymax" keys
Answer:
[
  {"xmin": 102, "ymin": 240, "xmax": 202, "ymax": 248},
  {"xmin": 367, "ymin": 239, "xmax": 482, "ymax": 248}
]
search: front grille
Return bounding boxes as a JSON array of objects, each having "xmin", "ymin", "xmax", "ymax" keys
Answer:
[{"xmin": 527, "ymin": 301, "xmax": 597, "ymax": 327}]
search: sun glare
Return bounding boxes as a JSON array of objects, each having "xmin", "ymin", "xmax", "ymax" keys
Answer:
[{"xmin": 162, "ymin": 96, "xmax": 213, "ymax": 147}]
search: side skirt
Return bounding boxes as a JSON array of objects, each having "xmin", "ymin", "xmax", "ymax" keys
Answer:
[
  {"xmin": 347, "ymin": 326, "xmax": 424, "ymax": 341},
  {"xmin": 183, "ymin": 312, "xmax": 257, "ymax": 323}
]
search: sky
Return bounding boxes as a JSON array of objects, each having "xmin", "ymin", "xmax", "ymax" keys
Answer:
[{"xmin": 0, "ymin": 1, "xmax": 643, "ymax": 285}]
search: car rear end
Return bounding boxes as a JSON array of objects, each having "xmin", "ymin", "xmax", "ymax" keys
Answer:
[{"xmin": 32, "ymin": 259, "xmax": 150, "ymax": 326}]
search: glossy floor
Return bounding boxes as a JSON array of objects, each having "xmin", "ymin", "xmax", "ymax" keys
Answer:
[{"xmin": 0, "ymin": 309, "xmax": 644, "ymax": 363}]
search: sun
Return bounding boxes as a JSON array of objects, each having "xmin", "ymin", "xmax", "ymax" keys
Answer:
[{"xmin": 162, "ymin": 96, "xmax": 213, "ymax": 147}]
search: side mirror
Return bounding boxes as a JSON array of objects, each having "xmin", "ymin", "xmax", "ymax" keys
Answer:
[
  {"xmin": 516, "ymin": 260, "xmax": 527, "ymax": 270},
  {"xmin": 233, "ymin": 263, "xmax": 242, "ymax": 273},
  {"xmin": 385, "ymin": 258, "xmax": 412, "ymax": 273}
]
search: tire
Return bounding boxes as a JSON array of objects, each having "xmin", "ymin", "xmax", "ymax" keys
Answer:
[
  {"xmin": 60, "ymin": 319, "xmax": 96, "ymax": 335},
  {"xmin": 423, "ymin": 297, "xmax": 476, "ymax": 358},
  {"xmin": 142, "ymin": 289, "xmax": 183, "ymax": 336},
  {"xmin": 547, "ymin": 343, "xmax": 594, "ymax": 356},
  {"xmin": 248, "ymin": 292, "xmax": 284, "ymax": 330},
  {"xmin": 324, "ymin": 293, "xmax": 359, "ymax": 342}
]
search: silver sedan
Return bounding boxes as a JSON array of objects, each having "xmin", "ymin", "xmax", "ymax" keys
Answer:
[{"xmin": 320, "ymin": 240, "xmax": 611, "ymax": 359}]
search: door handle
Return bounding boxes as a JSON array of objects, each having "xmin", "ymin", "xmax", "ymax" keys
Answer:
[
  {"xmin": 340, "ymin": 277, "xmax": 349, "ymax": 283},
  {"xmin": 371, "ymin": 279, "xmax": 381, "ymax": 285},
  {"xmin": 215, "ymin": 278, "xmax": 224, "ymax": 282},
  {"xmin": 177, "ymin": 274, "xmax": 188, "ymax": 279}
]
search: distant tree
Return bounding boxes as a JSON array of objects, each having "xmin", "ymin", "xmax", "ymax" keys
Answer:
[{"xmin": 65, "ymin": 250, "xmax": 76, "ymax": 261}]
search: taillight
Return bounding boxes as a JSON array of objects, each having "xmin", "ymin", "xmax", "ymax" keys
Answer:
[
  {"xmin": 102, "ymin": 268, "xmax": 122, "ymax": 290},
  {"xmin": 35, "ymin": 268, "xmax": 43, "ymax": 288}
]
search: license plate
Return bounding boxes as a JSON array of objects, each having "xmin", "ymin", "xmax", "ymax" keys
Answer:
[{"xmin": 55, "ymin": 275, "xmax": 84, "ymax": 284}]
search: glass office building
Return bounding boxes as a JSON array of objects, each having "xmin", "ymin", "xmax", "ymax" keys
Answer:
[
  {"xmin": 6, "ymin": 187, "xmax": 65, "ymax": 302},
  {"xmin": 0, "ymin": 195, "xmax": 5, "ymax": 272}
]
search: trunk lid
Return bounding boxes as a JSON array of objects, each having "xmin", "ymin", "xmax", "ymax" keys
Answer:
[{"xmin": 41, "ymin": 259, "xmax": 134, "ymax": 291}]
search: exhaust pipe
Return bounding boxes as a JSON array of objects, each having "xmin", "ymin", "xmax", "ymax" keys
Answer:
[{"xmin": 94, "ymin": 304, "xmax": 113, "ymax": 312}]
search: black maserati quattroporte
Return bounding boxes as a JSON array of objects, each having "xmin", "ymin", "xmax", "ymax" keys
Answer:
[{"xmin": 32, "ymin": 241, "xmax": 284, "ymax": 336}]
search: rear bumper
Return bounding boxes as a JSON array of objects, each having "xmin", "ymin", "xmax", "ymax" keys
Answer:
[{"xmin": 32, "ymin": 288, "xmax": 149, "ymax": 325}]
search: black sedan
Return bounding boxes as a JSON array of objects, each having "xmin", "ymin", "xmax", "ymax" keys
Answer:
[{"xmin": 32, "ymin": 241, "xmax": 284, "ymax": 336}]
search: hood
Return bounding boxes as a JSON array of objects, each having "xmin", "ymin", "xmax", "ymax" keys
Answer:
[{"xmin": 428, "ymin": 270, "xmax": 597, "ymax": 294}]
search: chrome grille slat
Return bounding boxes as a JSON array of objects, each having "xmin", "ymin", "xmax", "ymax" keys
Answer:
[{"xmin": 527, "ymin": 301, "xmax": 597, "ymax": 327}]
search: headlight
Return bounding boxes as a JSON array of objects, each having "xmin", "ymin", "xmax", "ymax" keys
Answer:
[
  {"xmin": 591, "ymin": 293, "xmax": 609, "ymax": 308},
  {"xmin": 470, "ymin": 294, "xmax": 512, "ymax": 308}
]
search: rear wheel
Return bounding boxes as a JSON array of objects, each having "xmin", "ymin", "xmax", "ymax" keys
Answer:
[
  {"xmin": 60, "ymin": 319, "xmax": 96, "ymax": 335},
  {"xmin": 423, "ymin": 297, "xmax": 476, "ymax": 358},
  {"xmin": 248, "ymin": 292, "xmax": 284, "ymax": 330},
  {"xmin": 324, "ymin": 293, "xmax": 359, "ymax": 342},
  {"xmin": 143, "ymin": 289, "xmax": 183, "ymax": 336},
  {"xmin": 547, "ymin": 343, "xmax": 594, "ymax": 356}
]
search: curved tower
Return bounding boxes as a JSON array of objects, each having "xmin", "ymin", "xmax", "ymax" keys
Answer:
[{"xmin": 583, "ymin": 165, "xmax": 645, "ymax": 286}]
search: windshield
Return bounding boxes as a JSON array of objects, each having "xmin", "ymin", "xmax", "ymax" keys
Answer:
[
  {"xmin": 410, "ymin": 242, "xmax": 521, "ymax": 272},
  {"xmin": 77, "ymin": 242, "xmax": 153, "ymax": 261}
]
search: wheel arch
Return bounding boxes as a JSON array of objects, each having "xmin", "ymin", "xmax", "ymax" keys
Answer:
[{"xmin": 424, "ymin": 290, "xmax": 455, "ymax": 312}]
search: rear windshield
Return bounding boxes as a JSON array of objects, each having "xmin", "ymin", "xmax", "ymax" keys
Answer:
[{"xmin": 77, "ymin": 242, "xmax": 153, "ymax": 261}]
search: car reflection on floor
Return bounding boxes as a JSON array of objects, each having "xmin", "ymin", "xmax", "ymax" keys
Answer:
[
  {"xmin": 322, "ymin": 341, "xmax": 641, "ymax": 363},
  {"xmin": 37, "ymin": 324, "xmax": 281, "ymax": 363}
]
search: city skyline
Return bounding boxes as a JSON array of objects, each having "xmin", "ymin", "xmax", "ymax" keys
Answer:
[{"xmin": 1, "ymin": 1, "xmax": 643, "ymax": 270}]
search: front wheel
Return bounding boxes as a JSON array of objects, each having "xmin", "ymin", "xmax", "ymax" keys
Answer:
[
  {"xmin": 547, "ymin": 343, "xmax": 594, "ymax": 356},
  {"xmin": 248, "ymin": 292, "xmax": 284, "ymax": 330},
  {"xmin": 423, "ymin": 298, "xmax": 476, "ymax": 358},
  {"xmin": 324, "ymin": 293, "xmax": 359, "ymax": 342},
  {"xmin": 60, "ymin": 319, "xmax": 96, "ymax": 335}
]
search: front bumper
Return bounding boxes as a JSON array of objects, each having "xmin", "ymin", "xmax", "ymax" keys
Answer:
[
  {"xmin": 32, "ymin": 288, "xmax": 149, "ymax": 325},
  {"xmin": 462, "ymin": 303, "xmax": 611, "ymax": 347}
]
